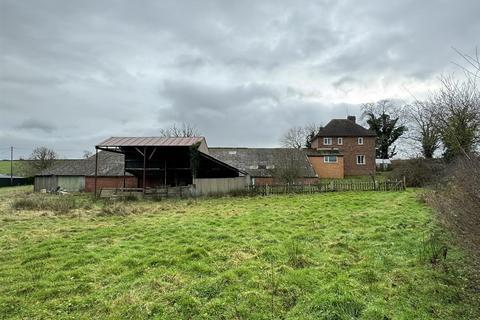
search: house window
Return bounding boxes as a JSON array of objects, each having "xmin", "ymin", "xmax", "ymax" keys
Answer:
[
  {"xmin": 337, "ymin": 137, "xmax": 343, "ymax": 145},
  {"xmin": 356, "ymin": 155, "xmax": 365, "ymax": 165},
  {"xmin": 324, "ymin": 155, "xmax": 338, "ymax": 163},
  {"xmin": 358, "ymin": 137, "xmax": 364, "ymax": 145},
  {"xmin": 323, "ymin": 137, "xmax": 332, "ymax": 145}
]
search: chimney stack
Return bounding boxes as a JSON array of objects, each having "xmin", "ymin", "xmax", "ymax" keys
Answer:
[{"xmin": 347, "ymin": 115, "xmax": 356, "ymax": 123}]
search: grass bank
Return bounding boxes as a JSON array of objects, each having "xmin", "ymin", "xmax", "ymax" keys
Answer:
[
  {"xmin": 0, "ymin": 187, "xmax": 478, "ymax": 319},
  {"xmin": 0, "ymin": 160, "xmax": 25, "ymax": 176}
]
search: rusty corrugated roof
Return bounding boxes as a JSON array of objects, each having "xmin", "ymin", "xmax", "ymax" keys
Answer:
[{"xmin": 96, "ymin": 137, "xmax": 205, "ymax": 147}]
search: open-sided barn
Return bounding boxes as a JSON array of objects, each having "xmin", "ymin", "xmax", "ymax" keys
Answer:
[{"xmin": 94, "ymin": 137, "xmax": 249, "ymax": 196}]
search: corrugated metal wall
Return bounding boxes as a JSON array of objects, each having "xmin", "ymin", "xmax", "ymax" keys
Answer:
[
  {"xmin": 34, "ymin": 176, "xmax": 58, "ymax": 192},
  {"xmin": 58, "ymin": 176, "xmax": 85, "ymax": 192},
  {"xmin": 34, "ymin": 176, "xmax": 85, "ymax": 192},
  {"xmin": 193, "ymin": 176, "xmax": 250, "ymax": 196}
]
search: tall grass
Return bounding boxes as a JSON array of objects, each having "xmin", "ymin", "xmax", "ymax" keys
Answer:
[{"xmin": 11, "ymin": 196, "xmax": 78, "ymax": 214}]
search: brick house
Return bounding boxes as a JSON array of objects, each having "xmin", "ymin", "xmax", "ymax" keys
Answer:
[{"xmin": 309, "ymin": 116, "xmax": 376, "ymax": 178}]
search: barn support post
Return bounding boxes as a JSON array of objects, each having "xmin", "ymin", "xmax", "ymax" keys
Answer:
[
  {"xmin": 123, "ymin": 166, "xmax": 126, "ymax": 189},
  {"xmin": 10, "ymin": 146, "xmax": 13, "ymax": 186},
  {"xmin": 142, "ymin": 146, "xmax": 146, "ymax": 194},
  {"xmin": 94, "ymin": 147, "xmax": 98, "ymax": 198},
  {"xmin": 164, "ymin": 157, "xmax": 167, "ymax": 186}
]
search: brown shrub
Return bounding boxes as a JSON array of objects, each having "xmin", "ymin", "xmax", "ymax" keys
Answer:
[
  {"xmin": 425, "ymin": 155, "xmax": 480, "ymax": 260},
  {"xmin": 389, "ymin": 158, "xmax": 446, "ymax": 187}
]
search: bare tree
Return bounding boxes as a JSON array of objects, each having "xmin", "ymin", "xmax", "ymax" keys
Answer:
[
  {"xmin": 28, "ymin": 147, "xmax": 58, "ymax": 173},
  {"xmin": 160, "ymin": 123, "xmax": 200, "ymax": 137},
  {"xmin": 405, "ymin": 101, "xmax": 440, "ymax": 158},
  {"xmin": 429, "ymin": 75, "xmax": 480, "ymax": 160},
  {"xmin": 304, "ymin": 123, "xmax": 323, "ymax": 148},
  {"xmin": 83, "ymin": 150, "xmax": 93, "ymax": 159},
  {"xmin": 281, "ymin": 126, "xmax": 305, "ymax": 149},
  {"xmin": 281, "ymin": 123, "xmax": 323, "ymax": 149},
  {"xmin": 269, "ymin": 149, "xmax": 304, "ymax": 184},
  {"xmin": 452, "ymin": 47, "xmax": 480, "ymax": 78}
]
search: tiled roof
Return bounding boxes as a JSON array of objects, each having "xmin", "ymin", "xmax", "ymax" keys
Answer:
[
  {"xmin": 36, "ymin": 152, "xmax": 131, "ymax": 177},
  {"xmin": 315, "ymin": 119, "xmax": 376, "ymax": 137},
  {"xmin": 209, "ymin": 148, "xmax": 317, "ymax": 178}
]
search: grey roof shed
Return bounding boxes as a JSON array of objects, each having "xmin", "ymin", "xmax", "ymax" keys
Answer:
[
  {"xmin": 209, "ymin": 148, "xmax": 317, "ymax": 178},
  {"xmin": 36, "ymin": 152, "xmax": 132, "ymax": 177}
]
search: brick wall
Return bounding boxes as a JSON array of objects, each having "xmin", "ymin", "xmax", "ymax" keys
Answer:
[
  {"xmin": 311, "ymin": 136, "xmax": 376, "ymax": 176},
  {"xmin": 308, "ymin": 156, "xmax": 344, "ymax": 178},
  {"xmin": 84, "ymin": 176, "xmax": 138, "ymax": 192},
  {"xmin": 341, "ymin": 137, "xmax": 376, "ymax": 176}
]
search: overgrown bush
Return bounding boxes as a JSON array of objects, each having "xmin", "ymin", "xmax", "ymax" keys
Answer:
[
  {"xmin": 425, "ymin": 155, "xmax": 480, "ymax": 259},
  {"xmin": 12, "ymin": 195, "xmax": 78, "ymax": 214},
  {"xmin": 389, "ymin": 158, "xmax": 446, "ymax": 187},
  {"xmin": 98, "ymin": 200, "xmax": 131, "ymax": 216},
  {"xmin": 122, "ymin": 194, "xmax": 139, "ymax": 202},
  {"xmin": 227, "ymin": 188, "xmax": 257, "ymax": 197}
]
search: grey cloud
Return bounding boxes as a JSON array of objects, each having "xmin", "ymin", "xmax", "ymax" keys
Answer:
[
  {"xmin": 16, "ymin": 118, "xmax": 56, "ymax": 133},
  {"xmin": 158, "ymin": 79, "xmax": 361, "ymax": 147},
  {"xmin": 0, "ymin": 0, "xmax": 479, "ymax": 157},
  {"xmin": 160, "ymin": 80, "xmax": 278, "ymax": 115}
]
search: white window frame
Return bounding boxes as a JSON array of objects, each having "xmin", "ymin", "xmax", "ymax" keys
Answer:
[
  {"xmin": 356, "ymin": 155, "xmax": 366, "ymax": 165},
  {"xmin": 358, "ymin": 137, "xmax": 364, "ymax": 145},
  {"xmin": 323, "ymin": 137, "xmax": 332, "ymax": 145},
  {"xmin": 324, "ymin": 155, "xmax": 338, "ymax": 163},
  {"xmin": 337, "ymin": 137, "xmax": 343, "ymax": 145}
]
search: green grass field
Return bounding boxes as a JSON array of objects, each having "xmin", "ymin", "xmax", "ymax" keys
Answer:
[
  {"xmin": 0, "ymin": 160, "xmax": 25, "ymax": 176},
  {"xmin": 0, "ymin": 187, "xmax": 478, "ymax": 319}
]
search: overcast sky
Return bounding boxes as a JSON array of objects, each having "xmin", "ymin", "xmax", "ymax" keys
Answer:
[{"xmin": 1, "ymin": 0, "xmax": 479, "ymax": 159}]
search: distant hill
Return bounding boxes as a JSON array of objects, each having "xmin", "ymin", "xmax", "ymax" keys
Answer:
[
  {"xmin": 0, "ymin": 159, "xmax": 82, "ymax": 177},
  {"xmin": 0, "ymin": 160, "xmax": 24, "ymax": 176}
]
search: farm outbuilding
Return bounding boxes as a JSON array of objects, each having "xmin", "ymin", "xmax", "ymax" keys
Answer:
[
  {"xmin": 34, "ymin": 153, "xmax": 137, "ymax": 192},
  {"xmin": 94, "ymin": 137, "xmax": 250, "ymax": 196},
  {"xmin": 209, "ymin": 148, "xmax": 319, "ymax": 185}
]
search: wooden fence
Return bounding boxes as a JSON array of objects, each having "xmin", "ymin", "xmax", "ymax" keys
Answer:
[
  {"xmin": 99, "ymin": 186, "xmax": 195, "ymax": 199},
  {"xmin": 98, "ymin": 179, "xmax": 405, "ymax": 199},
  {"xmin": 248, "ymin": 179, "xmax": 406, "ymax": 196}
]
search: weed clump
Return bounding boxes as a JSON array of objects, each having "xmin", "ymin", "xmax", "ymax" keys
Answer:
[
  {"xmin": 11, "ymin": 196, "xmax": 77, "ymax": 214},
  {"xmin": 122, "ymin": 194, "xmax": 139, "ymax": 202},
  {"xmin": 98, "ymin": 202, "xmax": 130, "ymax": 216},
  {"xmin": 286, "ymin": 241, "xmax": 311, "ymax": 268},
  {"xmin": 419, "ymin": 232, "xmax": 448, "ymax": 266}
]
